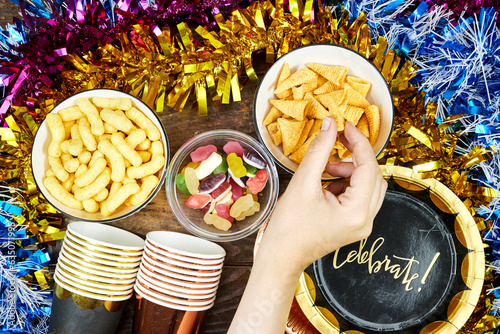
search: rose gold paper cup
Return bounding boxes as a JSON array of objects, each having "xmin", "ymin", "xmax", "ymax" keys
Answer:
[
  {"xmin": 139, "ymin": 264, "xmax": 220, "ymax": 289},
  {"xmin": 137, "ymin": 271, "xmax": 218, "ymax": 296},
  {"xmin": 134, "ymin": 293, "xmax": 206, "ymax": 334},
  {"xmin": 144, "ymin": 240, "xmax": 224, "ymax": 265},
  {"xmin": 136, "ymin": 272, "xmax": 217, "ymax": 299},
  {"xmin": 142, "ymin": 250, "xmax": 222, "ymax": 277},
  {"xmin": 141, "ymin": 259, "xmax": 221, "ymax": 283},
  {"xmin": 146, "ymin": 231, "xmax": 226, "ymax": 260},
  {"xmin": 134, "ymin": 284, "xmax": 215, "ymax": 311},
  {"xmin": 68, "ymin": 221, "xmax": 145, "ymax": 251},
  {"xmin": 144, "ymin": 243, "xmax": 224, "ymax": 270}
]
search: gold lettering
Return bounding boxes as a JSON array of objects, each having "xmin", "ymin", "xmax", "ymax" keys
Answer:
[{"xmin": 332, "ymin": 238, "xmax": 440, "ymax": 293}]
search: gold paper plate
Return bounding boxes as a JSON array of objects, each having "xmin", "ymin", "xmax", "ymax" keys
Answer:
[{"xmin": 254, "ymin": 166, "xmax": 484, "ymax": 334}]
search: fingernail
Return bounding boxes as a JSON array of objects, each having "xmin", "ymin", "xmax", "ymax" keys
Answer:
[
  {"xmin": 321, "ymin": 117, "xmax": 331, "ymax": 131},
  {"xmin": 328, "ymin": 160, "xmax": 339, "ymax": 165}
]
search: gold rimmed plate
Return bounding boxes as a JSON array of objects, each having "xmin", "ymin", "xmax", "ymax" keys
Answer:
[{"xmin": 255, "ymin": 166, "xmax": 484, "ymax": 334}]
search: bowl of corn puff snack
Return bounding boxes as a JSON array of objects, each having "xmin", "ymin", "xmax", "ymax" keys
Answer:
[
  {"xmin": 32, "ymin": 89, "xmax": 169, "ymax": 222},
  {"xmin": 254, "ymin": 44, "xmax": 394, "ymax": 180}
]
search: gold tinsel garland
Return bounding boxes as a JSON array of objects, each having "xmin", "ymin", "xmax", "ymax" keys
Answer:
[{"xmin": 1, "ymin": 0, "xmax": 498, "ymax": 332}]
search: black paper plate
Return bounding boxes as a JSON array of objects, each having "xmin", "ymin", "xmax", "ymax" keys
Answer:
[{"xmin": 295, "ymin": 166, "xmax": 484, "ymax": 334}]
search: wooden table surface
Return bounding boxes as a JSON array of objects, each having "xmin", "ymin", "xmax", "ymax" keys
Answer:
[{"xmin": 0, "ymin": 3, "xmax": 294, "ymax": 332}]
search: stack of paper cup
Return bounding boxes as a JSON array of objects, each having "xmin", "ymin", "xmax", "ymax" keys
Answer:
[
  {"xmin": 49, "ymin": 222, "xmax": 145, "ymax": 334},
  {"xmin": 133, "ymin": 231, "xmax": 226, "ymax": 334}
]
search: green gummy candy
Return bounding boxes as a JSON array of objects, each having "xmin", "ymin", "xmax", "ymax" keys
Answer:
[
  {"xmin": 245, "ymin": 163, "xmax": 257, "ymax": 177},
  {"xmin": 175, "ymin": 173, "xmax": 191, "ymax": 195},
  {"xmin": 213, "ymin": 154, "xmax": 228, "ymax": 175}
]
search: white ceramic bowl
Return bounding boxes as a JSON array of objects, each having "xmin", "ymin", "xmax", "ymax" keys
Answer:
[
  {"xmin": 31, "ymin": 89, "xmax": 169, "ymax": 222},
  {"xmin": 254, "ymin": 44, "xmax": 394, "ymax": 180}
]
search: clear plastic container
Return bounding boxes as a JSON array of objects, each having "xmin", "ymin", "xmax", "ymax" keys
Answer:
[{"xmin": 165, "ymin": 130, "xmax": 279, "ymax": 242}]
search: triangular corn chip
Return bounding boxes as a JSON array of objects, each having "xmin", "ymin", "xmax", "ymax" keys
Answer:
[
  {"xmin": 357, "ymin": 114, "xmax": 370, "ymax": 138},
  {"xmin": 274, "ymin": 68, "xmax": 317, "ymax": 94},
  {"xmin": 314, "ymin": 81, "xmax": 343, "ymax": 95},
  {"xmin": 277, "ymin": 63, "xmax": 290, "ymax": 86},
  {"xmin": 329, "ymin": 106, "xmax": 345, "ymax": 132},
  {"xmin": 267, "ymin": 121, "xmax": 282, "ymax": 146},
  {"xmin": 292, "ymin": 85, "xmax": 305, "ymax": 100},
  {"xmin": 269, "ymin": 99, "xmax": 308, "ymax": 121},
  {"xmin": 317, "ymin": 75, "xmax": 328, "ymax": 87},
  {"xmin": 276, "ymin": 90, "xmax": 292, "ymax": 99},
  {"xmin": 292, "ymin": 119, "xmax": 314, "ymax": 152},
  {"xmin": 302, "ymin": 74, "xmax": 318, "ymax": 93},
  {"xmin": 275, "ymin": 63, "xmax": 292, "ymax": 99},
  {"xmin": 278, "ymin": 118, "xmax": 306, "ymax": 156},
  {"xmin": 306, "ymin": 63, "xmax": 348, "ymax": 86},
  {"xmin": 334, "ymin": 139, "xmax": 346, "ymax": 150},
  {"xmin": 263, "ymin": 106, "xmax": 283, "ymax": 126},
  {"xmin": 346, "ymin": 76, "xmax": 371, "ymax": 98},
  {"xmin": 365, "ymin": 105, "xmax": 380, "ymax": 146},
  {"xmin": 344, "ymin": 83, "xmax": 370, "ymax": 108},
  {"xmin": 343, "ymin": 105, "xmax": 365, "ymax": 125},
  {"xmin": 309, "ymin": 119, "xmax": 323, "ymax": 138},
  {"xmin": 306, "ymin": 95, "xmax": 329, "ymax": 119},
  {"xmin": 289, "ymin": 136, "xmax": 315, "ymax": 164},
  {"xmin": 315, "ymin": 90, "xmax": 346, "ymax": 109}
]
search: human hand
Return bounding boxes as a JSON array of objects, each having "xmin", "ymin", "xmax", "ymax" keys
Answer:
[{"xmin": 257, "ymin": 117, "xmax": 387, "ymax": 275}]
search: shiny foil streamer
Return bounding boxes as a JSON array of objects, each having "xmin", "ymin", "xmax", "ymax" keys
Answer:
[{"xmin": 1, "ymin": 0, "xmax": 500, "ymax": 332}]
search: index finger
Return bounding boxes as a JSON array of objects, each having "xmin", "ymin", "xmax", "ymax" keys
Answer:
[{"xmin": 337, "ymin": 123, "xmax": 380, "ymax": 207}]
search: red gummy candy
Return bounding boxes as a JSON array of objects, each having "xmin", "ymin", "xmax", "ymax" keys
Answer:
[
  {"xmin": 223, "ymin": 141, "xmax": 245, "ymax": 158},
  {"xmin": 211, "ymin": 181, "xmax": 231, "ymax": 202},
  {"xmin": 214, "ymin": 204, "xmax": 234, "ymax": 223},
  {"xmin": 186, "ymin": 193, "xmax": 212, "ymax": 209},
  {"xmin": 228, "ymin": 178, "xmax": 243, "ymax": 201},
  {"xmin": 190, "ymin": 145, "xmax": 217, "ymax": 162},
  {"xmin": 246, "ymin": 169, "xmax": 268, "ymax": 194}
]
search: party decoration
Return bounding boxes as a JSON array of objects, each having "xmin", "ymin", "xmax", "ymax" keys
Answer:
[{"xmin": 1, "ymin": 0, "xmax": 500, "ymax": 332}]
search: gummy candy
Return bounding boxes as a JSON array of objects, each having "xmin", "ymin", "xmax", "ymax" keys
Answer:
[
  {"xmin": 214, "ymin": 204, "xmax": 234, "ymax": 223},
  {"xmin": 216, "ymin": 191, "xmax": 234, "ymax": 207},
  {"xmin": 228, "ymin": 168, "xmax": 246, "ymax": 188},
  {"xmin": 245, "ymin": 163, "xmax": 257, "ymax": 177},
  {"xmin": 190, "ymin": 144, "xmax": 217, "ymax": 162},
  {"xmin": 198, "ymin": 173, "xmax": 226, "ymax": 193},
  {"xmin": 228, "ymin": 178, "xmax": 243, "ymax": 201},
  {"xmin": 212, "ymin": 154, "xmax": 228, "ymax": 175},
  {"xmin": 246, "ymin": 170, "xmax": 268, "ymax": 195},
  {"xmin": 203, "ymin": 213, "xmax": 232, "ymax": 231},
  {"xmin": 223, "ymin": 141, "xmax": 245, "ymax": 158},
  {"xmin": 184, "ymin": 167, "xmax": 200, "ymax": 194},
  {"xmin": 229, "ymin": 194, "xmax": 254, "ymax": 218},
  {"xmin": 227, "ymin": 153, "xmax": 247, "ymax": 178},
  {"xmin": 175, "ymin": 173, "xmax": 191, "ymax": 196},
  {"xmin": 186, "ymin": 193, "xmax": 212, "ymax": 209},
  {"xmin": 234, "ymin": 201, "xmax": 260, "ymax": 221},
  {"xmin": 211, "ymin": 182, "xmax": 231, "ymax": 202},
  {"xmin": 195, "ymin": 152, "xmax": 223, "ymax": 179},
  {"xmin": 181, "ymin": 161, "xmax": 200, "ymax": 174},
  {"xmin": 202, "ymin": 201, "xmax": 215, "ymax": 214},
  {"xmin": 243, "ymin": 149, "xmax": 267, "ymax": 169}
]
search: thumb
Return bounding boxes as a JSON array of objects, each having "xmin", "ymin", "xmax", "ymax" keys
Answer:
[{"xmin": 294, "ymin": 117, "xmax": 337, "ymax": 184}]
